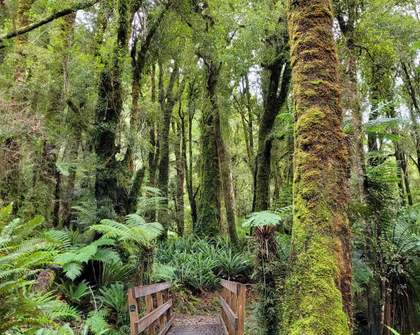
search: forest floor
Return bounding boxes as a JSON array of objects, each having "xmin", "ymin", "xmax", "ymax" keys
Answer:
[
  {"xmin": 169, "ymin": 290, "xmax": 258, "ymax": 335},
  {"xmin": 168, "ymin": 315, "xmax": 223, "ymax": 335}
]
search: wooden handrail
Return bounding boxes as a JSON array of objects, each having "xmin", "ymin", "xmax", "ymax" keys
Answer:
[
  {"xmin": 219, "ymin": 295, "xmax": 238, "ymax": 329},
  {"xmin": 134, "ymin": 282, "xmax": 171, "ymax": 298},
  {"xmin": 137, "ymin": 299, "xmax": 173, "ymax": 332},
  {"xmin": 128, "ymin": 282, "xmax": 173, "ymax": 335},
  {"xmin": 219, "ymin": 279, "xmax": 247, "ymax": 335}
]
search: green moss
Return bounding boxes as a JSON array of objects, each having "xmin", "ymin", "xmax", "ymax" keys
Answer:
[
  {"xmin": 282, "ymin": 235, "xmax": 349, "ymax": 335},
  {"xmin": 196, "ymin": 105, "xmax": 221, "ymax": 236},
  {"xmin": 295, "ymin": 108, "xmax": 325, "ymax": 132},
  {"xmin": 310, "ymin": 79, "xmax": 323, "ymax": 85},
  {"xmin": 302, "ymin": 88, "xmax": 317, "ymax": 97},
  {"xmin": 284, "ymin": 0, "xmax": 351, "ymax": 331},
  {"xmin": 282, "ymin": 192, "xmax": 349, "ymax": 334}
]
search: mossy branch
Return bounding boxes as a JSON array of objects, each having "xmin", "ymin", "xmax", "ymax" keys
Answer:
[{"xmin": 0, "ymin": 0, "xmax": 100, "ymax": 48}]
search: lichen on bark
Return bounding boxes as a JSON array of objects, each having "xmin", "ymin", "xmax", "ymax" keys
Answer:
[{"xmin": 282, "ymin": 0, "xmax": 352, "ymax": 333}]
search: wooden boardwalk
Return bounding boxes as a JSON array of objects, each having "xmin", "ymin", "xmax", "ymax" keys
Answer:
[
  {"xmin": 167, "ymin": 315, "xmax": 223, "ymax": 335},
  {"xmin": 128, "ymin": 280, "xmax": 247, "ymax": 335}
]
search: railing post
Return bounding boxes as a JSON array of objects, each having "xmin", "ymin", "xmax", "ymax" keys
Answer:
[
  {"xmin": 128, "ymin": 288, "xmax": 139, "ymax": 335},
  {"xmin": 236, "ymin": 284, "xmax": 246, "ymax": 335},
  {"xmin": 156, "ymin": 290, "xmax": 166, "ymax": 330},
  {"xmin": 145, "ymin": 293, "xmax": 156, "ymax": 335}
]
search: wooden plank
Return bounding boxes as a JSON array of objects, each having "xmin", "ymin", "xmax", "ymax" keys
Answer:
[
  {"xmin": 157, "ymin": 315, "xmax": 175, "ymax": 335},
  {"xmin": 236, "ymin": 284, "xmax": 246, "ymax": 335},
  {"xmin": 221, "ymin": 279, "xmax": 238, "ymax": 294},
  {"xmin": 163, "ymin": 289, "xmax": 171, "ymax": 320},
  {"xmin": 156, "ymin": 291, "xmax": 165, "ymax": 330},
  {"xmin": 137, "ymin": 299, "xmax": 173, "ymax": 333},
  {"xmin": 127, "ymin": 288, "xmax": 139, "ymax": 335},
  {"xmin": 145, "ymin": 294, "xmax": 156, "ymax": 335},
  {"xmin": 219, "ymin": 295, "xmax": 238, "ymax": 330},
  {"xmin": 218, "ymin": 314, "xmax": 229, "ymax": 335},
  {"xmin": 134, "ymin": 282, "xmax": 171, "ymax": 298}
]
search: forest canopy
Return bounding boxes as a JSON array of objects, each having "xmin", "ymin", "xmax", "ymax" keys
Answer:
[{"xmin": 0, "ymin": 0, "xmax": 419, "ymax": 334}]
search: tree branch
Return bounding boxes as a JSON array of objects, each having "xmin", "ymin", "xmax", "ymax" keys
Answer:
[{"xmin": 0, "ymin": 0, "xmax": 100, "ymax": 48}]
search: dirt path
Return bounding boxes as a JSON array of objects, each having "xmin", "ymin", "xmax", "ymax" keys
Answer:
[{"xmin": 167, "ymin": 314, "xmax": 223, "ymax": 335}]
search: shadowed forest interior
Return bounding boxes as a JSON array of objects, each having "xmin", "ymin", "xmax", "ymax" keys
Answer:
[{"xmin": 0, "ymin": 0, "xmax": 420, "ymax": 334}]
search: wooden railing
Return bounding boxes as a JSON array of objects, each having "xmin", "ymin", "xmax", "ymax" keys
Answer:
[
  {"xmin": 218, "ymin": 279, "xmax": 247, "ymax": 335},
  {"xmin": 128, "ymin": 282, "xmax": 174, "ymax": 335}
]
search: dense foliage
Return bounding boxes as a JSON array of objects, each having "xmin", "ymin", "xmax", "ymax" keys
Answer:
[{"xmin": 0, "ymin": 0, "xmax": 419, "ymax": 334}]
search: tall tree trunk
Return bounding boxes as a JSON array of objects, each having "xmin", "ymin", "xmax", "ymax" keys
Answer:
[
  {"xmin": 336, "ymin": 0, "xmax": 367, "ymax": 202},
  {"xmin": 94, "ymin": 0, "xmax": 131, "ymax": 219},
  {"xmin": 204, "ymin": 59, "xmax": 238, "ymax": 245},
  {"xmin": 1, "ymin": 0, "xmax": 35, "ymax": 211},
  {"xmin": 253, "ymin": 14, "xmax": 290, "ymax": 212},
  {"xmin": 148, "ymin": 64, "xmax": 159, "ymax": 190},
  {"xmin": 253, "ymin": 60, "xmax": 290, "ymax": 212},
  {"xmin": 157, "ymin": 63, "xmax": 181, "ymax": 236},
  {"xmin": 283, "ymin": 1, "xmax": 352, "ymax": 333},
  {"xmin": 185, "ymin": 80, "xmax": 198, "ymax": 225},
  {"xmin": 401, "ymin": 62, "xmax": 420, "ymax": 175},
  {"xmin": 252, "ymin": 14, "xmax": 290, "ymax": 334},
  {"xmin": 54, "ymin": 13, "xmax": 77, "ymax": 226},
  {"xmin": 127, "ymin": 7, "xmax": 168, "ymax": 215},
  {"xmin": 173, "ymin": 104, "xmax": 185, "ymax": 236},
  {"xmin": 130, "ymin": 5, "xmax": 167, "ymax": 130},
  {"xmin": 347, "ymin": 44, "xmax": 367, "ymax": 201},
  {"xmin": 196, "ymin": 76, "xmax": 221, "ymax": 237}
]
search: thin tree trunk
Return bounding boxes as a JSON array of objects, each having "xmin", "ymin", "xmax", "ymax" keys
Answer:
[
  {"xmin": 157, "ymin": 63, "xmax": 181, "ymax": 237},
  {"xmin": 148, "ymin": 64, "xmax": 159, "ymax": 190},
  {"xmin": 185, "ymin": 81, "xmax": 198, "ymax": 225},
  {"xmin": 401, "ymin": 62, "xmax": 420, "ymax": 175},
  {"xmin": 283, "ymin": 1, "xmax": 352, "ymax": 333},
  {"xmin": 173, "ymin": 104, "xmax": 185, "ymax": 236},
  {"xmin": 253, "ymin": 18, "xmax": 291, "ymax": 212}
]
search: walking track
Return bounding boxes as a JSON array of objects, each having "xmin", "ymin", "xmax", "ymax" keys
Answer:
[{"xmin": 167, "ymin": 315, "xmax": 223, "ymax": 335}]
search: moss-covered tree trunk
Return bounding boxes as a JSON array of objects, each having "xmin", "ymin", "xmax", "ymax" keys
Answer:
[
  {"xmin": 14, "ymin": 0, "xmax": 35, "ymax": 81},
  {"xmin": 157, "ymin": 63, "xmax": 182, "ymax": 237},
  {"xmin": 0, "ymin": 0, "xmax": 35, "ymax": 212},
  {"xmin": 196, "ymin": 76, "xmax": 221, "ymax": 237},
  {"xmin": 204, "ymin": 59, "xmax": 239, "ymax": 245},
  {"xmin": 336, "ymin": 0, "xmax": 367, "ymax": 203},
  {"xmin": 94, "ymin": 0, "xmax": 131, "ymax": 219},
  {"xmin": 283, "ymin": 1, "xmax": 352, "ymax": 333}
]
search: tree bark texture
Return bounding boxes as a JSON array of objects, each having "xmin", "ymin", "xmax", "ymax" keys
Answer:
[{"xmin": 283, "ymin": 1, "xmax": 352, "ymax": 333}]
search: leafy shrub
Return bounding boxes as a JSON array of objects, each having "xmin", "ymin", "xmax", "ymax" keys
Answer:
[
  {"xmin": 58, "ymin": 280, "xmax": 90, "ymax": 305},
  {"xmin": 98, "ymin": 282, "xmax": 127, "ymax": 326},
  {"xmin": 214, "ymin": 248, "xmax": 252, "ymax": 281},
  {"xmin": 154, "ymin": 237, "xmax": 253, "ymax": 291}
]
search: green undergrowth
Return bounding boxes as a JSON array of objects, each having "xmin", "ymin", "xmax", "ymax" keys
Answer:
[{"xmin": 153, "ymin": 236, "xmax": 253, "ymax": 292}]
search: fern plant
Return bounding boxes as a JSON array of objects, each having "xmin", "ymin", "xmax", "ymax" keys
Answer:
[
  {"xmin": 57, "ymin": 280, "xmax": 90, "ymax": 305},
  {"xmin": 98, "ymin": 282, "xmax": 128, "ymax": 326},
  {"xmin": 90, "ymin": 214, "xmax": 163, "ymax": 249},
  {"xmin": 54, "ymin": 235, "xmax": 119, "ymax": 280},
  {"xmin": 0, "ymin": 205, "xmax": 79, "ymax": 333}
]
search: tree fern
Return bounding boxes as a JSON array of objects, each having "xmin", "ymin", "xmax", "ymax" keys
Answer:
[{"xmin": 90, "ymin": 214, "xmax": 163, "ymax": 248}]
